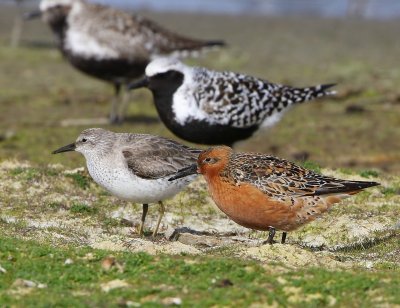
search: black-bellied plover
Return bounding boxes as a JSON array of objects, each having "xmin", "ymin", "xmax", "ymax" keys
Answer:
[
  {"xmin": 169, "ymin": 146, "xmax": 379, "ymax": 244},
  {"xmin": 129, "ymin": 58, "xmax": 335, "ymax": 146},
  {"xmin": 52, "ymin": 128, "xmax": 199, "ymax": 236},
  {"xmin": 26, "ymin": 0, "xmax": 225, "ymax": 123}
]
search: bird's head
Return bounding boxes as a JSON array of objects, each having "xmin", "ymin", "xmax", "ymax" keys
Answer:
[
  {"xmin": 52, "ymin": 128, "xmax": 113, "ymax": 157},
  {"xmin": 128, "ymin": 57, "xmax": 189, "ymax": 94},
  {"xmin": 197, "ymin": 146, "xmax": 232, "ymax": 177},
  {"xmin": 168, "ymin": 146, "xmax": 233, "ymax": 182},
  {"xmin": 26, "ymin": 0, "xmax": 81, "ymax": 29}
]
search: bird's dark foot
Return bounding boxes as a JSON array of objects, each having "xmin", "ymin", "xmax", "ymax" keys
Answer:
[
  {"xmin": 149, "ymin": 234, "xmax": 166, "ymax": 243},
  {"xmin": 164, "ymin": 227, "xmax": 180, "ymax": 241},
  {"xmin": 262, "ymin": 238, "xmax": 277, "ymax": 245},
  {"xmin": 262, "ymin": 227, "xmax": 276, "ymax": 245}
]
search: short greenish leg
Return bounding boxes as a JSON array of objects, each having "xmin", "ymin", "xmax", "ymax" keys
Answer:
[{"xmin": 152, "ymin": 201, "xmax": 165, "ymax": 238}]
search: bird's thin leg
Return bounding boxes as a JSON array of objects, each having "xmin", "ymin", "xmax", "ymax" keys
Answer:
[
  {"xmin": 138, "ymin": 203, "xmax": 149, "ymax": 236},
  {"xmin": 109, "ymin": 83, "xmax": 121, "ymax": 124},
  {"xmin": 281, "ymin": 232, "xmax": 287, "ymax": 244},
  {"xmin": 265, "ymin": 227, "xmax": 276, "ymax": 245},
  {"xmin": 117, "ymin": 86, "xmax": 132, "ymax": 123},
  {"xmin": 152, "ymin": 201, "xmax": 165, "ymax": 238}
]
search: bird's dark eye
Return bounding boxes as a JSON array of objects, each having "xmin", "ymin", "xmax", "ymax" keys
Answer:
[
  {"xmin": 204, "ymin": 157, "xmax": 213, "ymax": 163},
  {"xmin": 82, "ymin": 138, "xmax": 87, "ymax": 143},
  {"xmin": 167, "ymin": 71, "xmax": 178, "ymax": 78}
]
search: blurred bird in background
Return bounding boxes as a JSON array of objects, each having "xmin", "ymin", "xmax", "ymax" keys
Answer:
[
  {"xmin": 25, "ymin": 0, "xmax": 225, "ymax": 123},
  {"xmin": 129, "ymin": 58, "xmax": 335, "ymax": 146}
]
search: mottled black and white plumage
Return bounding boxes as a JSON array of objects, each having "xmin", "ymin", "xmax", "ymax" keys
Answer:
[
  {"xmin": 28, "ymin": 0, "xmax": 225, "ymax": 123},
  {"xmin": 129, "ymin": 58, "xmax": 336, "ymax": 146}
]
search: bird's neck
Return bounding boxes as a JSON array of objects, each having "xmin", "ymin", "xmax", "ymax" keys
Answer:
[
  {"xmin": 152, "ymin": 90, "xmax": 175, "ymax": 124},
  {"xmin": 82, "ymin": 149, "xmax": 110, "ymax": 166},
  {"xmin": 202, "ymin": 168, "xmax": 225, "ymax": 188},
  {"xmin": 49, "ymin": 17, "xmax": 69, "ymax": 45},
  {"xmin": 150, "ymin": 78, "xmax": 185, "ymax": 132}
]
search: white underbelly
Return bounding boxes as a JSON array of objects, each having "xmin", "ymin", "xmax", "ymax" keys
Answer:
[
  {"xmin": 261, "ymin": 110, "xmax": 287, "ymax": 128},
  {"xmin": 87, "ymin": 163, "xmax": 196, "ymax": 203}
]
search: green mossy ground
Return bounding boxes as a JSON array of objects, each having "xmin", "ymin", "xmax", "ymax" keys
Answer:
[{"xmin": 1, "ymin": 236, "xmax": 399, "ymax": 307}]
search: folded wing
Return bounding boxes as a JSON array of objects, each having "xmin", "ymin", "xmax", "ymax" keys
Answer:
[
  {"xmin": 122, "ymin": 135, "xmax": 199, "ymax": 179},
  {"xmin": 228, "ymin": 153, "xmax": 379, "ymax": 199}
]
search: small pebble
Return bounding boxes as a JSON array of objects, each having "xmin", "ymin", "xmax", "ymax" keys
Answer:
[
  {"xmin": 0, "ymin": 265, "xmax": 7, "ymax": 274},
  {"xmin": 161, "ymin": 297, "xmax": 182, "ymax": 306},
  {"xmin": 12, "ymin": 278, "xmax": 47, "ymax": 289},
  {"xmin": 101, "ymin": 256, "xmax": 116, "ymax": 271}
]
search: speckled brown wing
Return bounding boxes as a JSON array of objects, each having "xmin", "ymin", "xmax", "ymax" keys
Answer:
[
  {"xmin": 224, "ymin": 153, "xmax": 379, "ymax": 200},
  {"xmin": 136, "ymin": 18, "xmax": 225, "ymax": 55},
  {"xmin": 121, "ymin": 134, "xmax": 200, "ymax": 179},
  {"xmin": 80, "ymin": 3, "xmax": 150, "ymax": 59}
]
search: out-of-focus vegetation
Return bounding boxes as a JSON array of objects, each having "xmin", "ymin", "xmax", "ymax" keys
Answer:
[{"xmin": 0, "ymin": 6, "xmax": 399, "ymax": 172}]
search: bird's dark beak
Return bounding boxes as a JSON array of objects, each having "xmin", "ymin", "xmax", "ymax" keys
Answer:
[
  {"xmin": 52, "ymin": 143, "xmax": 76, "ymax": 154},
  {"xmin": 169, "ymin": 164, "xmax": 198, "ymax": 181},
  {"xmin": 24, "ymin": 10, "xmax": 42, "ymax": 20},
  {"xmin": 128, "ymin": 77, "xmax": 149, "ymax": 90}
]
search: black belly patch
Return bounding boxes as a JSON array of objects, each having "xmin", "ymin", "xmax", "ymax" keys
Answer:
[
  {"xmin": 65, "ymin": 52, "xmax": 148, "ymax": 84},
  {"xmin": 168, "ymin": 119, "xmax": 258, "ymax": 146}
]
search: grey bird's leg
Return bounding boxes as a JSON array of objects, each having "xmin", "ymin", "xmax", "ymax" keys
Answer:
[
  {"xmin": 109, "ymin": 83, "xmax": 121, "ymax": 124},
  {"xmin": 117, "ymin": 85, "xmax": 132, "ymax": 123},
  {"xmin": 138, "ymin": 203, "xmax": 149, "ymax": 236},
  {"xmin": 152, "ymin": 201, "xmax": 165, "ymax": 238}
]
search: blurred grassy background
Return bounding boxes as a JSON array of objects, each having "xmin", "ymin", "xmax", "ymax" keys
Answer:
[{"xmin": 0, "ymin": 6, "xmax": 399, "ymax": 172}]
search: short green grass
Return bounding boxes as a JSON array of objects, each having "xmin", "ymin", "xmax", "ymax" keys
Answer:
[
  {"xmin": 0, "ymin": 236, "xmax": 399, "ymax": 307},
  {"xmin": 301, "ymin": 161, "xmax": 322, "ymax": 174},
  {"xmin": 8, "ymin": 167, "xmax": 40, "ymax": 181},
  {"xmin": 70, "ymin": 203, "xmax": 98, "ymax": 215},
  {"xmin": 359, "ymin": 170, "xmax": 379, "ymax": 178},
  {"xmin": 66, "ymin": 173, "xmax": 91, "ymax": 190},
  {"xmin": 381, "ymin": 187, "xmax": 399, "ymax": 196}
]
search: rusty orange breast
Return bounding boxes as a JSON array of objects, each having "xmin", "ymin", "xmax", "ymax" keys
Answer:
[{"xmin": 204, "ymin": 175, "xmax": 299, "ymax": 231}]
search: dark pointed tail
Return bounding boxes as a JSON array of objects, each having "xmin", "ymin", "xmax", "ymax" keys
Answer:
[
  {"xmin": 174, "ymin": 39, "xmax": 226, "ymax": 55},
  {"xmin": 203, "ymin": 40, "xmax": 226, "ymax": 47},
  {"xmin": 343, "ymin": 180, "xmax": 380, "ymax": 192},
  {"xmin": 314, "ymin": 180, "xmax": 379, "ymax": 196},
  {"xmin": 288, "ymin": 83, "xmax": 336, "ymax": 104}
]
